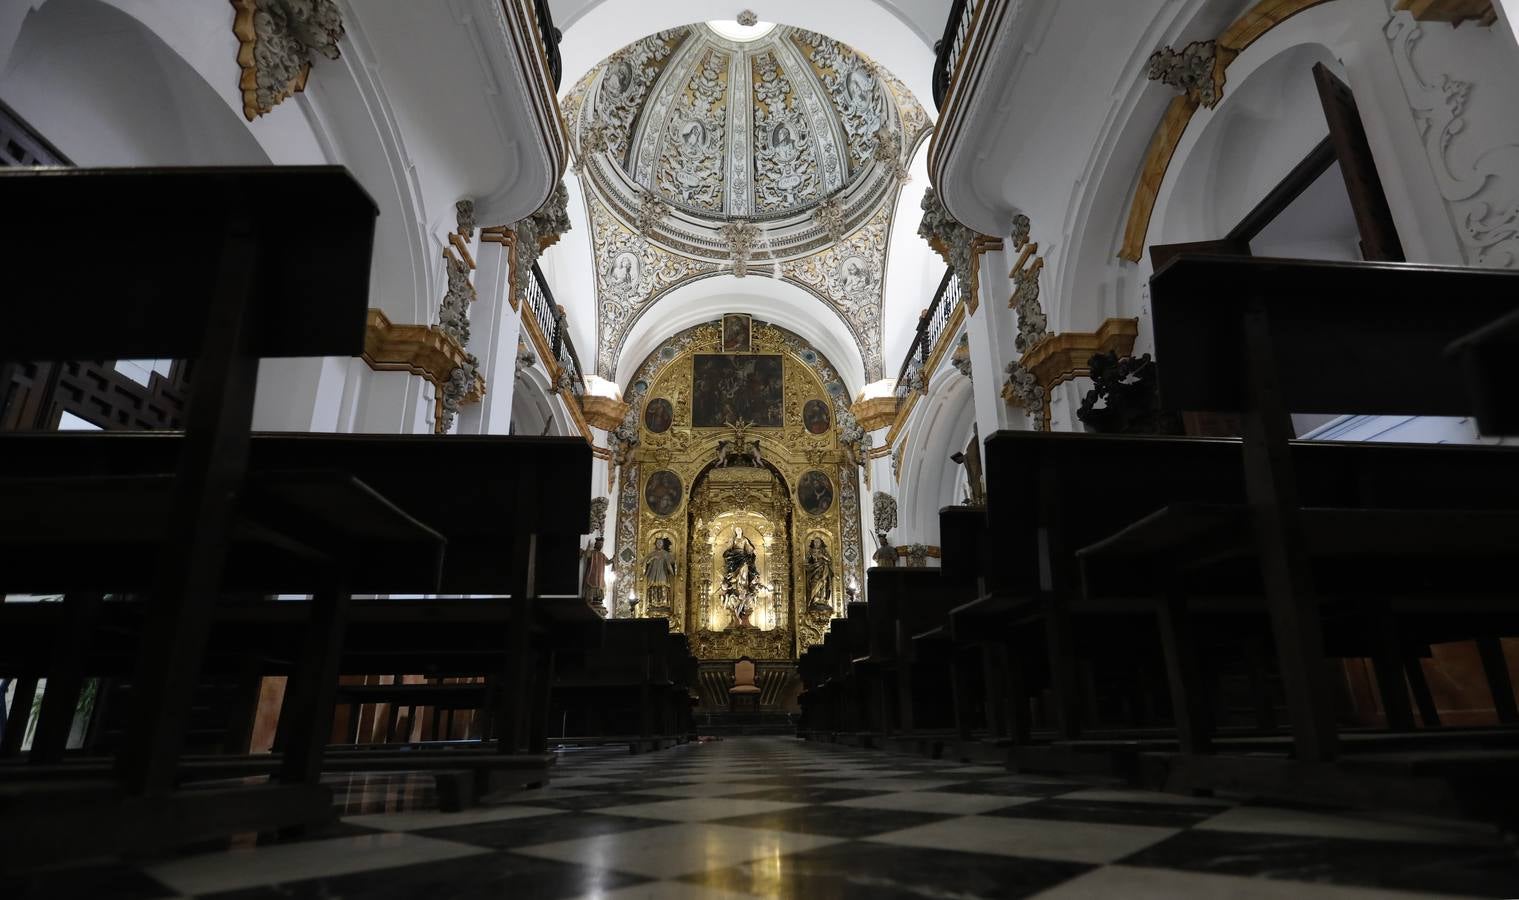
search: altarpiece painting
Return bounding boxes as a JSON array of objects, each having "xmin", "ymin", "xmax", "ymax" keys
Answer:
[{"xmin": 691, "ymin": 353, "xmax": 783, "ymax": 427}]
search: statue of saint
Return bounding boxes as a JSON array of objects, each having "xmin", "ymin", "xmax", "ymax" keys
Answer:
[
  {"xmin": 805, "ymin": 537, "xmax": 835, "ymax": 613},
  {"xmin": 580, "ymin": 537, "xmax": 608, "ymax": 611},
  {"xmin": 643, "ymin": 537, "xmax": 678, "ymax": 613},
  {"xmin": 872, "ymin": 532, "xmax": 896, "ymax": 568},
  {"xmin": 721, "ymin": 527, "xmax": 760, "ymax": 626}
]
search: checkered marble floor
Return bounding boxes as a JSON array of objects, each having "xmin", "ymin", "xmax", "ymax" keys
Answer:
[{"xmin": 9, "ymin": 737, "xmax": 1519, "ymax": 898}]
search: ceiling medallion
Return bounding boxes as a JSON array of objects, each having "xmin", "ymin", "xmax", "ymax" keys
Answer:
[{"xmin": 737, "ymin": 10, "xmax": 758, "ymax": 27}]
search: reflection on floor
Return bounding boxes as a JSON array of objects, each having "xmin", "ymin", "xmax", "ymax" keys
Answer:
[{"xmin": 7, "ymin": 737, "xmax": 1519, "ymax": 898}]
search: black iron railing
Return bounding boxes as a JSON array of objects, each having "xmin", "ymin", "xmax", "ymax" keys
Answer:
[
  {"xmin": 533, "ymin": 0, "xmax": 562, "ymax": 91},
  {"xmin": 895, "ymin": 269, "xmax": 961, "ymax": 396},
  {"xmin": 528, "ymin": 263, "xmax": 584, "ymax": 400},
  {"xmin": 931, "ymin": 0, "xmax": 981, "ymax": 111}
]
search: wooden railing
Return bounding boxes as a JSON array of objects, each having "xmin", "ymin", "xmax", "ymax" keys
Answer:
[
  {"xmin": 525, "ymin": 262, "xmax": 585, "ymax": 400},
  {"xmin": 895, "ymin": 269, "xmax": 961, "ymax": 396},
  {"xmin": 931, "ymin": 0, "xmax": 981, "ymax": 110}
]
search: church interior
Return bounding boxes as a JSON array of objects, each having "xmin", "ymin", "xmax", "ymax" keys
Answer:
[{"xmin": 4, "ymin": 0, "xmax": 1519, "ymax": 896}]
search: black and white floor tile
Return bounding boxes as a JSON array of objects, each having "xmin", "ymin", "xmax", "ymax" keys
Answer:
[{"xmin": 7, "ymin": 737, "xmax": 1519, "ymax": 898}]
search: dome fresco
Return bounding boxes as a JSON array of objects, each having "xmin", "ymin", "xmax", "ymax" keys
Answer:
[{"xmin": 570, "ymin": 23, "xmax": 927, "ymax": 223}]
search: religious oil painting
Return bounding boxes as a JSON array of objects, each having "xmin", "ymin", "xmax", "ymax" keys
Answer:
[
  {"xmin": 644, "ymin": 397, "xmax": 673, "ymax": 433},
  {"xmin": 645, "ymin": 470, "xmax": 684, "ymax": 517},
  {"xmin": 692, "ymin": 353, "xmax": 783, "ymax": 427},
  {"xmin": 798, "ymin": 470, "xmax": 834, "ymax": 516},
  {"xmin": 802, "ymin": 398, "xmax": 831, "ymax": 435},
  {"xmin": 722, "ymin": 313, "xmax": 752, "ymax": 352}
]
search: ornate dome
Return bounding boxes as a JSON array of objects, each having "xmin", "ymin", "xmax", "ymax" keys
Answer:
[
  {"xmin": 568, "ymin": 24, "xmax": 928, "ymax": 234},
  {"xmin": 562, "ymin": 23, "xmax": 931, "ymax": 384}
]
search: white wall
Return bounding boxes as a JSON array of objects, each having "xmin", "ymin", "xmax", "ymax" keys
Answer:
[{"xmin": 880, "ymin": 139, "xmax": 946, "ymax": 380}]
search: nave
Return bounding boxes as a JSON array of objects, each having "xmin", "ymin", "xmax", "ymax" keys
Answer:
[{"xmin": 8, "ymin": 736, "xmax": 1518, "ymax": 899}]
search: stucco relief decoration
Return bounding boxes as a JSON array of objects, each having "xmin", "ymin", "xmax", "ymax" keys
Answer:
[
  {"xmin": 918, "ymin": 187, "xmax": 975, "ymax": 287},
  {"xmin": 951, "ymin": 333, "xmax": 973, "ymax": 379},
  {"xmin": 1003, "ymin": 361, "xmax": 1044, "ymax": 423},
  {"xmin": 455, "ymin": 200, "xmax": 477, "ymax": 236},
  {"xmin": 835, "ymin": 403, "xmax": 872, "ymax": 466},
  {"xmin": 1387, "ymin": 13, "xmax": 1519, "ymax": 268},
  {"xmin": 720, "ymin": 219, "xmax": 761, "ymax": 276},
  {"xmin": 436, "ymin": 255, "xmax": 480, "ymax": 434},
  {"xmin": 512, "ymin": 182, "xmax": 572, "ymax": 301},
  {"xmin": 813, "ymin": 194, "xmax": 846, "ymax": 242},
  {"xmin": 1147, "ymin": 39, "xmax": 1221, "ymax": 108},
  {"xmin": 1011, "ymin": 266, "xmax": 1048, "ymax": 354},
  {"xmin": 608, "ymin": 397, "xmax": 642, "ymax": 468},
  {"xmin": 658, "ymin": 50, "xmax": 730, "ymax": 212},
  {"xmin": 233, "ymin": 0, "xmax": 343, "ymax": 121},
  {"xmin": 590, "ymin": 496, "xmax": 610, "ymax": 537},
  {"xmin": 839, "ymin": 467, "xmax": 864, "ymax": 589},
  {"xmin": 591, "ymin": 30, "xmax": 685, "ymax": 163},
  {"xmin": 872, "ymin": 126, "xmax": 909, "ymax": 184},
  {"xmin": 1010, "ymin": 214, "xmax": 1031, "ymax": 251},
  {"xmin": 613, "ymin": 463, "xmax": 640, "ymax": 615},
  {"xmin": 871, "ymin": 491, "xmax": 898, "ymax": 533},
  {"xmin": 590, "ymin": 198, "xmax": 719, "ymax": 378},
  {"xmin": 781, "ymin": 203, "xmax": 890, "ymax": 379},
  {"xmin": 881, "ymin": 66, "xmax": 931, "ymax": 151},
  {"xmin": 792, "ymin": 30, "xmax": 886, "ymax": 173},
  {"xmin": 754, "ymin": 52, "xmax": 821, "ymax": 212},
  {"xmin": 634, "ymin": 189, "xmax": 672, "ymax": 240}
]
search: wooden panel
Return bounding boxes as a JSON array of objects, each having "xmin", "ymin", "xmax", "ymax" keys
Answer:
[{"xmin": 1313, "ymin": 63, "xmax": 1405, "ymax": 262}]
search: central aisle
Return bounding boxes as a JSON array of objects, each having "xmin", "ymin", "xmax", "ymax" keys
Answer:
[{"xmin": 42, "ymin": 738, "xmax": 1519, "ymax": 898}]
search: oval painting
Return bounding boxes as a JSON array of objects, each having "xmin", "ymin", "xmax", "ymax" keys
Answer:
[
  {"xmin": 644, "ymin": 397, "xmax": 673, "ymax": 433},
  {"xmin": 802, "ymin": 398, "xmax": 831, "ymax": 435},
  {"xmin": 645, "ymin": 470, "xmax": 683, "ymax": 517},
  {"xmin": 798, "ymin": 470, "xmax": 834, "ymax": 516}
]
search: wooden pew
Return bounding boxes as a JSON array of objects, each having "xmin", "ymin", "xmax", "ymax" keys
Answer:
[
  {"xmin": 0, "ymin": 166, "xmax": 380, "ymax": 861},
  {"xmin": 1448, "ymin": 307, "xmax": 1519, "ymax": 437},
  {"xmin": 0, "ymin": 435, "xmax": 591, "ymax": 711},
  {"xmin": 549, "ymin": 618, "xmax": 692, "ymax": 753},
  {"xmin": 978, "ymin": 431, "xmax": 1519, "ymax": 758},
  {"xmin": 1148, "ymin": 254, "xmax": 1519, "ymax": 764}
]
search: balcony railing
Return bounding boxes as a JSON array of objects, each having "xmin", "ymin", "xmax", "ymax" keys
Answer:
[
  {"xmin": 525, "ymin": 262, "xmax": 585, "ymax": 400},
  {"xmin": 895, "ymin": 269, "xmax": 962, "ymax": 396},
  {"xmin": 932, "ymin": 0, "xmax": 982, "ymax": 110},
  {"xmin": 532, "ymin": 0, "xmax": 563, "ymax": 91}
]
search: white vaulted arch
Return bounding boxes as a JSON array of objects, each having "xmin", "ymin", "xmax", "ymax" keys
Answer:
[
  {"xmin": 897, "ymin": 366, "xmax": 975, "ymax": 544},
  {"xmin": 615, "ymin": 276, "xmax": 868, "ymax": 398}
]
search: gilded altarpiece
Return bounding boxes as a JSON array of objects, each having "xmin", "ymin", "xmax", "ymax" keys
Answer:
[{"xmin": 617, "ymin": 319, "xmax": 862, "ymax": 660}]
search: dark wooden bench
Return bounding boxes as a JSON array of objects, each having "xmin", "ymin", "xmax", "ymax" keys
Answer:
[
  {"xmin": 549, "ymin": 617, "xmax": 694, "ymax": 753},
  {"xmin": 1448, "ymin": 307, "xmax": 1519, "ymax": 437},
  {"xmin": 1146, "ymin": 254, "xmax": 1519, "ymax": 764},
  {"xmin": 0, "ymin": 166, "xmax": 381, "ymax": 863},
  {"xmin": 0, "ymin": 434, "xmax": 595, "ymax": 798}
]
